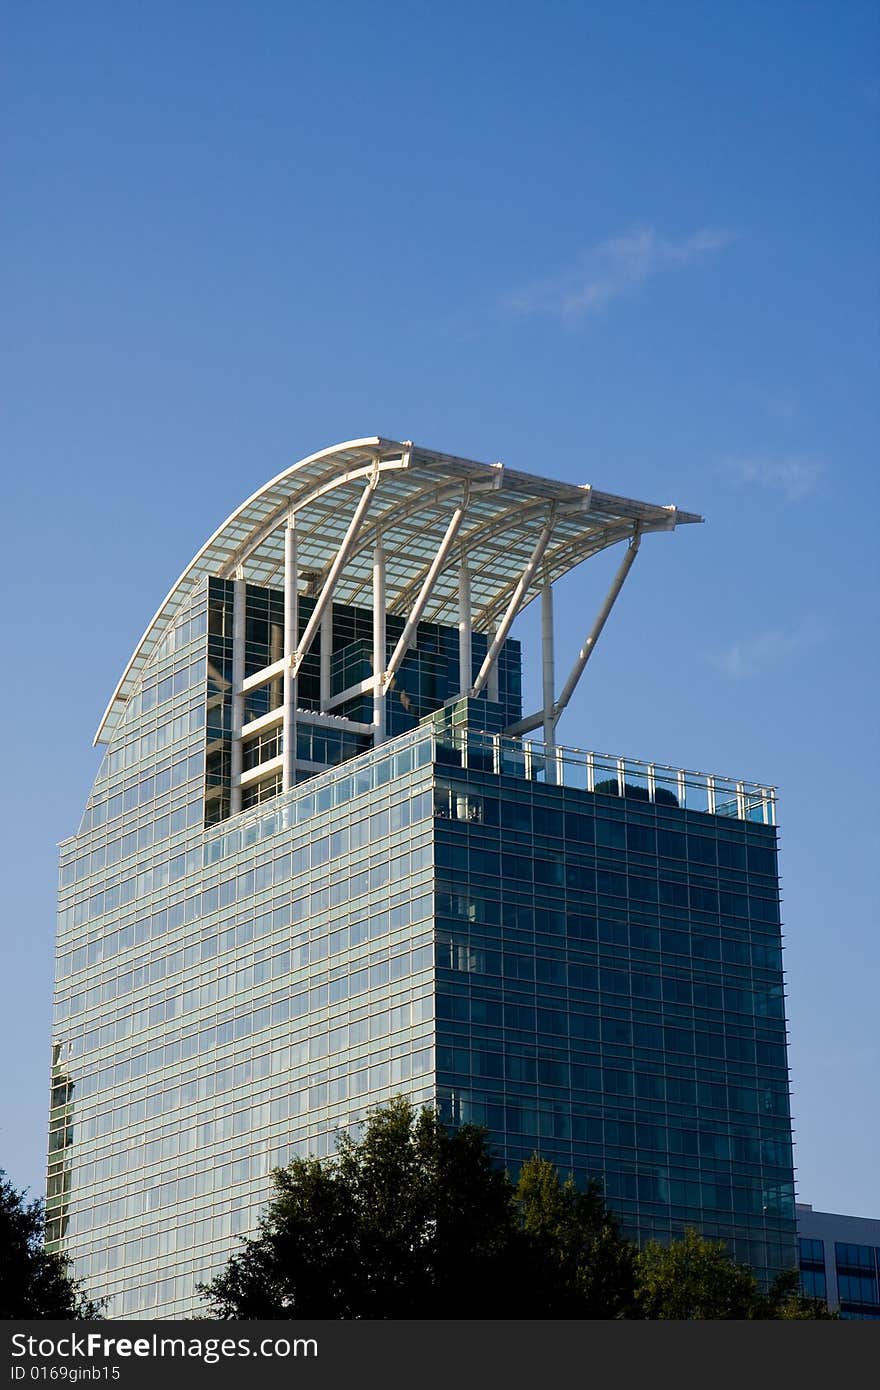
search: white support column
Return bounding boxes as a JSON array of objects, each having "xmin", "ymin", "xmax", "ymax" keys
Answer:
[
  {"xmin": 541, "ymin": 579, "xmax": 556, "ymax": 784},
  {"xmin": 282, "ymin": 520, "xmax": 298, "ymax": 793},
  {"xmin": 229, "ymin": 575, "xmax": 246, "ymax": 815},
  {"xmin": 458, "ymin": 557, "xmax": 472, "ymax": 697},
  {"xmin": 555, "ymin": 744, "xmax": 565, "ymax": 786},
  {"xmin": 736, "ymin": 781, "xmax": 746, "ymax": 821},
  {"xmin": 320, "ymin": 607, "xmax": 333, "ymax": 711},
  {"xmin": 373, "ymin": 542, "xmax": 386, "ymax": 744},
  {"xmin": 385, "ymin": 501, "xmax": 468, "ymax": 687},
  {"xmin": 677, "ymin": 768, "xmax": 687, "ymax": 809},
  {"xmin": 471, "ymin": 512, "xmax": 556, "ymax": 699}
]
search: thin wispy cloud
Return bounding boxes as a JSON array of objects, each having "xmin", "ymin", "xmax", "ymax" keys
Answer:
[
  {"xmin": 724, "ymin": 455, "xmax": 823, "ymax": 502},
  {"xmin": 503, "ymin": 225, "xmax": 738, "ymax": 320},
  {"xmin": 712, "ymin": 615, "xmax": 828, "ymax": 680}
]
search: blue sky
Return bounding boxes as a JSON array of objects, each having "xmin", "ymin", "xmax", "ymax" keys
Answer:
[{"xmin": 2, "ymin": 1, "xmax": 878, "ymax": 1220}]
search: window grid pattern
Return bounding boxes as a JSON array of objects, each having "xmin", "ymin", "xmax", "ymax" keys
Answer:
[{"xmin": 835, "ymin": 1242, "xmax": 880, "ymax": 1319}]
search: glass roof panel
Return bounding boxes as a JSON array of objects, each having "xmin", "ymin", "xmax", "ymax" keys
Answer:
[{"xmin": 95, "ymin": 436, "xmax": 701, "ymax": 744}]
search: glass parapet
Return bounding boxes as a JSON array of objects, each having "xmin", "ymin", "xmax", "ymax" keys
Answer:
[{"xmin": 435, "ymin": 726, "xmax": 776, "ymax": 826}]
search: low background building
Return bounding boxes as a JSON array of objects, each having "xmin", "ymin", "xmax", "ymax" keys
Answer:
[{"xmin": 797, "ymin": 1203, "xmax": 880, "ymax": 1318}]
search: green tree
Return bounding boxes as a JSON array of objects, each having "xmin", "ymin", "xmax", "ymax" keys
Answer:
[
  {"xmin": 202, "ymin": 1101, "xmax": 831, "ymax": 1320},
  {"xmin": 514, "ymin": 1155, "xmax": 636, "ymax": 1317},
  {"xmin": 201, "ymin": 1097, "xmax": 527, "ymax": 1318},
  {"xmin": 635, "ymin": 1227, "xmax": 757, "ymax": 1318},
  {"xmin": 0, "ymin": 1171, "xmax": 101, "ymax": 1319},
  {"xmin": 634, "ymin": 1227, "xmax": 834, "ymax": 1320},
  {"xmin": 753, "ymin": 1268, "xmax": 837, "ymax": 1320}
]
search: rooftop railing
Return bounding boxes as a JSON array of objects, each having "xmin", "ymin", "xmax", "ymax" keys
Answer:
[{"xmin": 436, "ymin": 727, "xmax": 776, "ymax": 826}]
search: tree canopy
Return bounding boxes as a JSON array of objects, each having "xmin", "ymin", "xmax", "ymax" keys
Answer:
[
  {"xmin": 0, "ymin": 1171, "xmax": 100, "ymax": 1319},
  {"xmin": 634, "ymin": 1226, "xmax": 835, "ymax": 1320},
  {"xmin": 201, "ymin": 1097, "xmax": 533, "ymax": 1317},
  {"xmin": 201, "ymin": 1097, "xmax": 831, "ymax": 1320},
  {"xmin": 514, "ymin": 1155, "xmax": 636, "ymax": 1317}
]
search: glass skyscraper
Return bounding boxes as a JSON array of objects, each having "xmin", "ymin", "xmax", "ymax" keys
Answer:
[{"xmin": 48, "ymin": 438, "xmax": 796, "ymax": 1317}]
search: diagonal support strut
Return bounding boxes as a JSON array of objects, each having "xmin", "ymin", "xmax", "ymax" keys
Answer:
[{"xmin": 505, "ymin": 528, "xmax": 641, "ymax": 736}]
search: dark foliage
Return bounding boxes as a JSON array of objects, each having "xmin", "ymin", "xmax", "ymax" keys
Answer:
[
  {"xmin": 634, "ymin": 1228, "xmax": 837, "ymax": 1319},
  {"xmin": 201, "ymin": 1097, "xmax": 528, "ymax": 1317},
  {"xmin": 0, "ymin": 1171, "xmax": 101, "ymax": 1319},
  {"xmin": 200, "ymin": 1099, "xmax": 832, "ymax": 1321},
  {"xmin": 515, "ymin": 1155, "xmax": 636, "ymax": 1317}
]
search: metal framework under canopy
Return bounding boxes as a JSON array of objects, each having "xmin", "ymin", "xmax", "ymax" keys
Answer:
[{"xmin": 95, "ymin": 436, "xmax": 702, "ymax": 745}]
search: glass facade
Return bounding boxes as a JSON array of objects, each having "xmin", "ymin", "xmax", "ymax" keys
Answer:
[
  {"xmin": 49, "ymin": 580, "xmax": 796, "ymax": 1318},
  {"xmin": 433, "ymin": 745, "xmax": 794, "ymax": 1277}
]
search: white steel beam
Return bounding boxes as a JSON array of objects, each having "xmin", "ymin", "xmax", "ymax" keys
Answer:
[
  {"xmin": 218, "ymin": 451, "xmax": 411, "ymax": 582},
  {"xmin": 243, "ymin": 707, "xmax": 373, "ymax": 739},
  {"xmin": 384, "ymin": 501, "xmax": 468, "ymax": 687},
  {"xmin": 229, "ymin": 576, "xmax": 246, "ymax": 814},
  {"xmin": 323, "ymin": 478, "xmax": 472, "ymax": 608},
  {"xmin": 240, "ymin": 753, "xmax": 284, "ymax": 789},
  {"xmin": 384, "ymin": 474, "xmax": 503, "ymax": 618},
  {"xmin": 241, "ymin": 655, "xmax": 286, "ymax": 694},
  {"xmin": 324, "ymin": 676, "xmax": 374, "ymax": 711},
  {"xmin": 541, "ymin": 578, "xmax": 556, "ymax": 783},
  {"xmin": 471, "ymin": 512, "xmax": 556, "ymax": 698},
  {"xmin": 503, "ymin": 707, "xmax": 544, "ymax": 737},
  {"xmin": 274, "ymin": 444, "xmax": 417, "ymax": 599},
  {"xmin": 373, "ymin": 543, "xmax": 386, "ymax": 743},
  {"xmin": 474, "ymin": 517, "xmax": 636, "ymax": 636},
  {"xmin": 290, "ymin": 476, "xmax": 378, "ymax": 678},
  {"xmin": 552, "ymin": 531, "xmax": 641, "ymax": 721},
  {"xmin": 458, "ymin": 557, "xmax": 472, "ymax": 696},
  {"xmin": 502, "ymin": 532, "xmax": 642, "ymax": 739},
  {"xmin": 455, "ymin": 496, "xmax": 593, "ymax": 630},
  {"xmin": 241, "ymin": 707, "xmax": 284, "ymax": 739},
  {"xmin": 282, "ymin": 520, "xmax": 298, "ymax": 792}
]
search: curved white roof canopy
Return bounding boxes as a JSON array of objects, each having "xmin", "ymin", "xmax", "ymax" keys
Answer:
[{"xmin": 95, "ymin": 436, "xmax": 702, "ymax": 745}]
